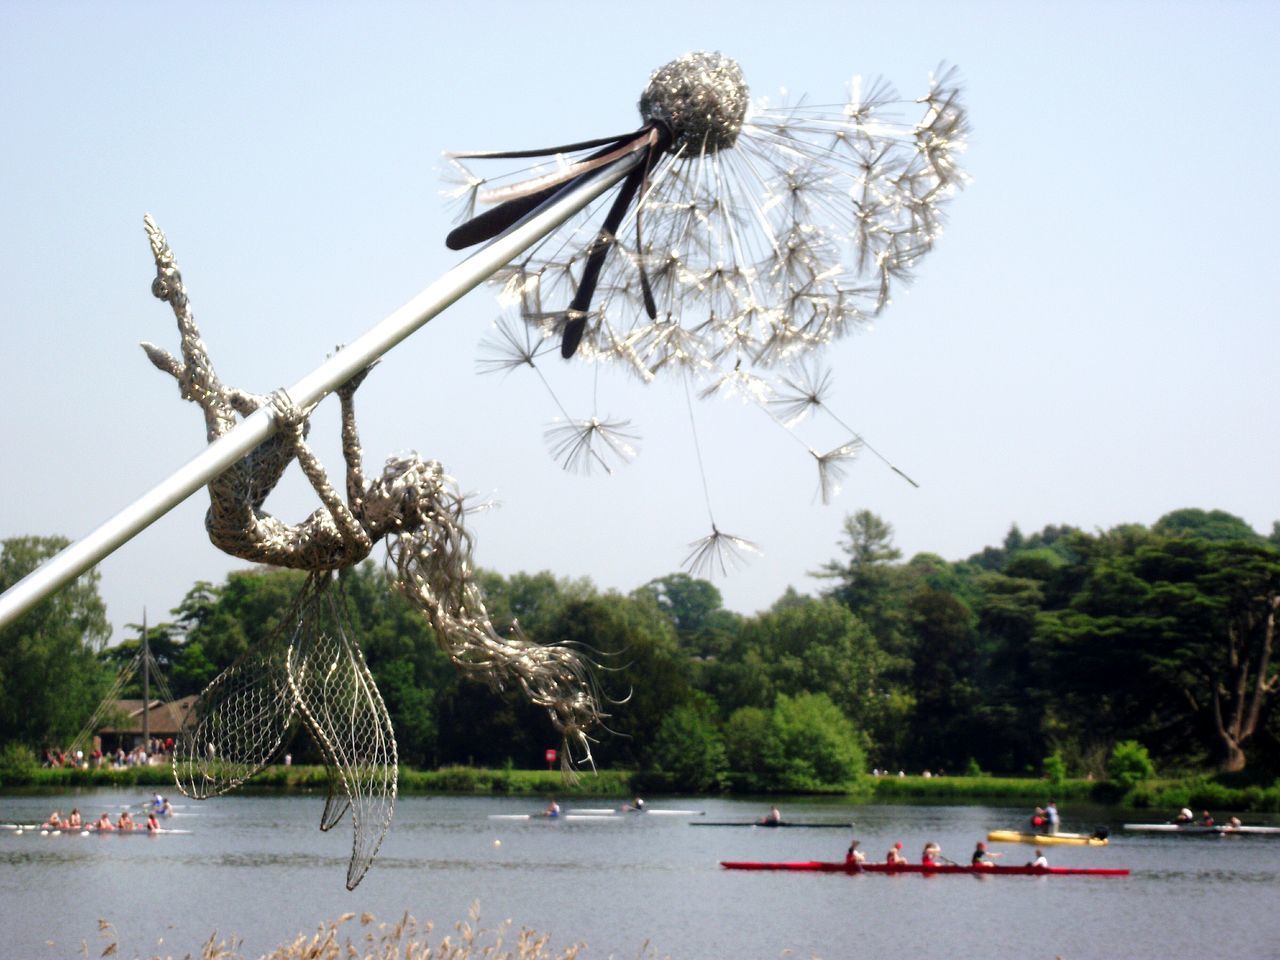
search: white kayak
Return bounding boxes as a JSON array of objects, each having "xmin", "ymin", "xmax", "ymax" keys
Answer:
[
  {"xmin": 1123, "ymin": 822, "xmax": 1280, "ymax": 835},
  {"xmin": 567, "ymin": 808, "xmax": 705, "ymax": 816},
  {"xmin": 487, "ymin": 814, "xmax": 618, "ymax": 821}
]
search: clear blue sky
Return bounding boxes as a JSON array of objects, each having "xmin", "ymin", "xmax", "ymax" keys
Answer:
[{"xmin": 1, "ymin": 1, "xmax": 1276, "ymax": 641}]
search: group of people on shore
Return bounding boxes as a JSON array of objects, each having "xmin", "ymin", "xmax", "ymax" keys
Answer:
[{"xmin": 844, "ymin": 838, "xmax": 1049, "ymax": 869}]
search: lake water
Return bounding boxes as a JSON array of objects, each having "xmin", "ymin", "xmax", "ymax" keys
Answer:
[{"xmin": 2, "ymin": 790, "xmax": 1278, "ymax": 959}]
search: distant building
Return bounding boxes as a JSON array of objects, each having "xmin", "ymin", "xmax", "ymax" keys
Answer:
[{"xmin": 96, "ymin": 696, "xmax": 198, "ymax": 755}]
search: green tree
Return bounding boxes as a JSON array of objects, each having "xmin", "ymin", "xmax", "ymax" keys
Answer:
[
  {"xmin": 768, "ymin": 693, "xmax": 866, "ymax": 790},
  {"xmin": 1108, "ymin": 740, "xmax": 1155, "ymax": 789},
  {"xmin": 0, "ymin": 536, "xmax": 112, "ymax": 750},
  {"xmin": 1036, "ymin": 534, "xmax": 1280, "ymax": 772},
  {"xmin": 650, "ymin": 693, "xmax": 727, "ymax": 791},
  {"xmin": 1153, "ymin": 508, "xmax": 1262, "ymax": 544},
  {"xmin": 633, "ymin": 572, "xmax": 741, "ymax": 659}
]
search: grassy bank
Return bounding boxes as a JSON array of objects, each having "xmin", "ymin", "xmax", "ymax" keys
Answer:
[
  {"xmin": 0, "ymin": 763, "xmax": 634, "ymax": 797},
  {"xmin": 6, "ymin": 764, "xmax": 1280, "ymax": 812}
]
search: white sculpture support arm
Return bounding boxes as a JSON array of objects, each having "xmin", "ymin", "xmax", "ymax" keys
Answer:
[{"xmin": 0, "ymin": 155, "xmax": 638, "ymax": 630}]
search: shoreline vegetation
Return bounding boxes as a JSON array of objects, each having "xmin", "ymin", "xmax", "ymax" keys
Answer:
[
  {"xmin": 6, "ymin": 764, "xmax": 1280, "ymax": 813},
  {"xmin": 91, "ymin": 905, "xmax": 594, "ymax": 960}
]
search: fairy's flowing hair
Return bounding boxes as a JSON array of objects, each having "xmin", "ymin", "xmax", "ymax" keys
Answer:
[{"xmin": 377, "ymin": 454, "xmax": 602, "ymax": 770}]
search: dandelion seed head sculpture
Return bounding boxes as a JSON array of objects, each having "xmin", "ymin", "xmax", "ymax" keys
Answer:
[
  {"xmin": 454, "ymin": 53, "xmax": 965, "ymax": 572},
  {"xmin": 639, "ymin": 52, "xmax": 749, "ymax": 152},
  {"xmin": 143, "ymin": 216, "xmax": 602, "ymax": 888},
  {"xmin": 447, "ymin": 52, "xmax": 967, "ymax": 372}
]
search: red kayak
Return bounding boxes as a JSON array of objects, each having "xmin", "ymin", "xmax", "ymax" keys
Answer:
[{"xmin": 720, "ymin": 860, "xmax": 1128, "ymax": 877}]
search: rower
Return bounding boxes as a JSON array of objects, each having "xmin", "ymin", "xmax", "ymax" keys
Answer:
[
  {"xmin": 759, "ymin": 806, "xmax": 782, "ymax": 825},
  {"xmin": 146, "ymin": 813, "xmax": 161, "ymax": 833},
  {"xmin": 845, "ymin": 839, "xmax": 865, "ymax": 865},
  {"xmin": 1200, "ymin": 810, "xmax": 1214, "ymax": 827},
  {"xmin": 1174, "ymin": 807, "xmax": 1194, "ymax": 824},
  {"xmin": 887, "ymin": 842, "xmax": 907, "ymax": 864},
  {"xmin": 95, "ymin": 813, "xmax": 115, "ymax": 832},
  {"xmin": 117, "ymin": 810, "xmax": 135, "ymax": 831},
  {"xmin": 971, "ymin": 841, "xmax": 1001, "ymax": 867},
  {"xmin": 41, "ymin": 810, "xmax": 63, "ymax": 830},
  {"xmin": 622, "ymin": 797, "xmax": 646, "ymax": 813},
  {"xmin": 921, "ymin": 842, "xmax": 941, "ymax": 866},
  {"xmin": 543, "ymin": 798, "xmax": 560, "ymax": 818},
  {"xmin": 1028, "ymin": 848, "xmax": 1048, "ymax": 869}
]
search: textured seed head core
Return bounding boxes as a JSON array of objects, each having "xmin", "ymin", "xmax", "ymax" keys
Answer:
[{"xmin": 639, "ymin": 52, "xmax": 749, "ymax": 153}]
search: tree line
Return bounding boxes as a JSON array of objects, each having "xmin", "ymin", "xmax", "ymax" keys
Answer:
[{"xmin": 2, "ymin": 506, "xmax": 1278, "ymax": 791}]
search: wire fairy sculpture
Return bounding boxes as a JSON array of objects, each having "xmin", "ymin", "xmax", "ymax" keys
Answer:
[
  {"xmin": 447, "ymin": 52, "xmax": 967, "ymax": 573},
  {"xmin": 140, "ymin": 215, "xmax": 602, "ymax": 889}
]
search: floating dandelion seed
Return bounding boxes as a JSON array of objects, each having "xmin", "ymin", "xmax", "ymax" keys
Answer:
[
  {"xmin": 769, "ymin": 359, "xmax": 835, "ymax": 426},
  {"xmin": 683, "ymin": 524, "xmax": 762, "ymax": 579},
  {"xmin": 811, "ymin": 441, "xmax": 864, "ymax": 505},
  {"xmin": 545, "ymin": 416, "xmax": 639, "ymax": 475}
]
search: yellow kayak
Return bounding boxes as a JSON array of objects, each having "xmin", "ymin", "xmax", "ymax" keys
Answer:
[{"xmin": 987, "ymin": 829, "xmax": 1108, "ymax": 847}]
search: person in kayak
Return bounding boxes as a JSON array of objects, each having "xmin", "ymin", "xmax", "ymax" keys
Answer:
[
  {"xmin": 887, "ymin": 842, "xmax": 907, "ymax": 864},
  {"xmin": 971, "ymin": 841, "xmax": 1001, "ymax": 867},
  {"xmin": 1028, "ymin": 848, "xmax": 1048, "ymax": 868},
  {"xmin": 759, "ymin": 806, "xmax": 782, "ymax": 825},
  {"xmin": 845, "ymin": 839, "xmax": 866, "ymax": 865},
  {"xmin": 543, "ymin": 798, "xmax": 561, "ymax": 818},
  {"xmin": 921, "ymin": 842, "xmax": 941, "ymax": 866},
  {"xmin": 1045, "ymin": 799, "xmax": 1060, "ymax": 835}
]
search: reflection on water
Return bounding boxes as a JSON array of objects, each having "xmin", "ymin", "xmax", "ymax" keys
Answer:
[{"xmin": 2, "ymin": 791, "xmax": 1279, "ymax": 958}]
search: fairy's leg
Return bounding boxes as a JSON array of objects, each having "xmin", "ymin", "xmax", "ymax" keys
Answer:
[
  {"xmin": 333, "ymin": 357, "xmax": 374, "ymax": 518},
  {"xmin": 269, "ymin": 390, "xmax": 372, "ymax": 564}
]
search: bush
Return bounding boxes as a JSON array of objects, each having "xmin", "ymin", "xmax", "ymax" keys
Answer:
[
  {"xmin": 1042, "ymin": 751, "xmax": 1067, "ymax": 786},
  {"xmin": 1108, "ymin": 740, "xmax": 1155, "ymax": 790},
  {"xmin": 650, "ymin": 696, "xmax": 728, "ymax": 792},
  {"xmin": 769, "ymin": 693, "xmax": 865, "ymax": 792},
  {"xmin": 0, "ymin": 742, "xmax": 37, "ymax": 786}
]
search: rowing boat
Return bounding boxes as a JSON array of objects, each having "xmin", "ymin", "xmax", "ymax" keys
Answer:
[
  {"xmin": 567, "ymin": 808, "xmax": 705, "ymax": 816},
  {"xmin": 1, "ymin": 824, "xmax": 190, "ymax": 835},
  {"xmin": 486, "ymin": 814, "xmax": 618, "ymax": 821},
  {"xmin": 692, "ymin": 821, "xmax": 852, "ymax": 829},
  {"xmin": 720, "ymin": 860, "xmax": 1128, "ymax": 877},
  {"xmin": 1123, "ymin": 823, "xmax": 1280, "ymax": 835},
  {"xmin": 987, "ymin": 829, "xmax": 1109, "ymax": 846}
]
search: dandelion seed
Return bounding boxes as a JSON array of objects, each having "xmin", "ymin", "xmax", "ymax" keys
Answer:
[
  {"xmin": 476, "ymin": 315, "xmax": 551, "ymax": 375},
  {"xmin": 544, "ymin": 417, "xmax": 639, "ymax": 475},
  {"xmin": 769, "ymin": 360, "xmax": 835, "ymax": 426},
  {"xmin": 683, "ymin": 525, "xmax": 761, "ymax": 578},
  {"xmin": 812, "ymin": 441, "xmax": 863, "ymax": 505}
]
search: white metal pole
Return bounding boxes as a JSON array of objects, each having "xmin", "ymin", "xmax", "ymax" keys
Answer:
[{"xmin": 0, "ymin": 156, "xmax": 639, "ymax": 631}]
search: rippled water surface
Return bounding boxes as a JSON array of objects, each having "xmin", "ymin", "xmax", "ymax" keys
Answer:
[{"xmin": 2, "ymin": 791, "xmax": 1279, "ymax": 958}]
